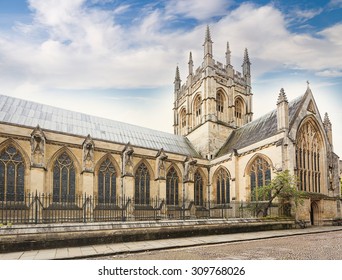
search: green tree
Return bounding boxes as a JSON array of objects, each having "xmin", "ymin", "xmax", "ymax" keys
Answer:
[{"xmin": 251, "ymin": 170, "xmax": 304, "ymax": 217}]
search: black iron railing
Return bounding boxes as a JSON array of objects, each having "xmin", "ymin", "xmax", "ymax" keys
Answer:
[{"xmin": 0, "ymin": 193, "xmax": 285, "ymax": 224}]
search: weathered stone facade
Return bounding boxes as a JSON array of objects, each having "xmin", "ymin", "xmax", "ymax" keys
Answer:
[{"xmin": 0, "ymin": 27, "xmax": 340, "ymax": 225}]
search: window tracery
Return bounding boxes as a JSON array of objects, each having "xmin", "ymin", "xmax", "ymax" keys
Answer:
[
  {"xmin": 53, "ymin": 152, "xmax": 75, "ymax": 203},
  {"xmin": 98, "ymin": 158, "xmax": 117, "ymax": 204},
  {"xmin": 235, "ymin": 98, "xmax": 244, "ymax": 126},
  {"xmin": 135, "ymin": 163, "xmax": 150, "ymax": 205},
  {"xmin": 166, "ymin": 167, "xmax": 179, "ymax": 206},
  {"xmin": 194, "ymin": 96, "xmax": 202, "ymax": 126},
  {"xmin": 216, "ymin": 92, "xmax": 224, "ymax": 113},
  {"xmin": 216, "ymin": 169, "xmax": 230, "ymax": 204},
  {"xmin": 249, "ymin": 157, "xmax": 271, "ymax": 201},
  {"xmin": 0, "ymin": 145, "xmax": 25, "ymax": 201},
  {"xmin": 296, "ymin": 120, "xmax": 322, "ymax": 193}
]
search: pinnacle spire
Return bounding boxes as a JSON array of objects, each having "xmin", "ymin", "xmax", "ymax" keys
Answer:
[
  {"xmin": 225, "ymin": 41, "xmax": 231, "ymax": 65},
  {"xmin": 324, "ymin": 112, "xmax": 331, "ymax": 126},
  {"xmin": 205, "ymin": 25, "xmax": 212, "ymax": 43},
  {"xmin": 243, "ymin": 48, "xmax": 250, "ymax": 64},
  {"xmin": 188, "ymin": 51, "xmax": 193, "ymax": 75},
  {"xmin": 203, "ymin": 25, "xmax": 213, "ymax": 62},
  {"xmin": 174, "ymin": 66, "xmax": 181, "ymax": 93},
  {"xmin": 175, "ymin": 66, "xmax": 180, "ymax": 81},
  {"xmin": 277, "ymin": 88, "xmax": 288, "ymax": 104}
]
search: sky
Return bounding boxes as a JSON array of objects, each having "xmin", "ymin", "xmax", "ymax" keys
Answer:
[{"xmin": 0, "ymin": 0, "xmax": 341, "ymax": 157}]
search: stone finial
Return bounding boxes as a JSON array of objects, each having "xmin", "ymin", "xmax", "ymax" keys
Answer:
[
  {"xmin": 324, "ymin": 112, "xmax": 332, "ymax": 127},
  {"xmin": 277, "ymin": 88, "xmax": 288, "ymax": 104}
]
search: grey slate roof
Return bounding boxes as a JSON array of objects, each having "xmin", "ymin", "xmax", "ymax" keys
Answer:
[
  {"xmin": 0, "ymin": 95, "xmax": 200, "ymax": 157},
  {"xmin": 216, "ymin": 95, "xmax": 304, "ymax": 157}
]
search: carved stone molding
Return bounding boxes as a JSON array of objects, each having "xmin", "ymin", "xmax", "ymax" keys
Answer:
[
  {"xmin": 82, "ymin": 134, "xmax": 95, "ymax": 172},
  {"xmin": 30, "ymin": 125, "xmax": 46, "ymax": 168}
]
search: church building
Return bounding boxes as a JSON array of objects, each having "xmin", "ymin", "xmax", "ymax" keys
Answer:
[{"xmin": 0, "ymin": 27, "xmax": 340, "ymax": 225}]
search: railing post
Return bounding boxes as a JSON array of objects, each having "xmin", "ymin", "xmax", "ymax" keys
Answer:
[{"xmin": 35, "ymin": 191, "xmax": 38, "ymax": 224}]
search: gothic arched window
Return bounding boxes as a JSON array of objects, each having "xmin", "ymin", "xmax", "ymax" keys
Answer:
[
  {"xmin": 194, "ymin": 171, "xmax": 203, "ymax": 206},
  {"xmin": 98, "ymin": 158, "xmax": 117, "ymax": 204},
  {"xmin": 135, "ymin": 163, "xmax": 150, "ymax": 205},
  {"xmin": 216, "ymin": 169, "xmax": 230, "ymax": 204},
  {"xmin": 216, "ymin": 92, "xmax": 224, "ymax": 113},
  {"xmin": 249, "ymin": 157, "xmax": 271, "ymax": 201},
  {"xmin": 235, "ymin": 98, "xmax": 244, "ymax": 126},
  {"xmin": 0, "ymin": 145, "xmax": 25, "ymax": 201},
  {"xmin": 180, "ymin": 108, "xmax": 187, "ymax": 135},
  {"xmin": 53, "ymin": 152, "xmax": 76, "ymax": 203},
  {"xmin": 166, "ymin": 167, "xmax": 179, "ymax": 205},
  {"xmin": 194, "ymin": 95, "xmax": 202, "ymax": 126},
  {"xmin": 295, "ymin": 120, "xmax": 322, "ymax": 193}
]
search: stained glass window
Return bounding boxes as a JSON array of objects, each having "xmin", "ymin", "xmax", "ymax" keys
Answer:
[
  {"xmin": 135, "ymin": 163, "xmax": 150, "ymax": 205},
  {"xmin": 216, "ymin": 169, "xmax": 230, "ymax": 204},
  {"xmin": 295, "ymin": 120, "xmax": 322, "ymax": 192},
  {"xmin": 0, "ymin": 145, "xmax": 25, "ymax": 201},
  {"xmin": 98, "ymin": 158, "xmax": 117, "ymax": 204},
  {"xmin": 166, "ymin": 167, "xmax": 179, "ymax": 205},
  {"xmin": 53, "ymin": 152, "xmax": 75, "ymax": 202},
  {"xmin": 249, "ymin": 157, "xmax": 271, "ymax": 201}
]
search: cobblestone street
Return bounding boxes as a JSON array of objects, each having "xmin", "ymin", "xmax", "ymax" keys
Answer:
[{"xmin": 93, "ymin": 230, "xmax": 342, "ymax": 260}]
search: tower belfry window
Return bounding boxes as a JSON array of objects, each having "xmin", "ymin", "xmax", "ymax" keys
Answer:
[
  {"xmin": 235, "ymin": 98, "xmax": 244, "ymax": 126},
  {"xmin": 217, "ymin": 92, "xmax": 224, "ymax": 113},
  {"xmin": 195, "ymin": 96, "xmax": 201, "ymax": 117},
  {"xmin": 194, "ymin": 96, "xmax": 202, "ymax": 126}
]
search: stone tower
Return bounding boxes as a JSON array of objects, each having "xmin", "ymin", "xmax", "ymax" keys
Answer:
[{"xmin": 173, "ymin": 26, "xmax": 253, "ymax": 159}]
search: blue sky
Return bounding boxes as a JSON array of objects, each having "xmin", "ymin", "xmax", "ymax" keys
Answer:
[{"xmin": 0, "ymin": 0, "xmax": 341, "ymax": 156}]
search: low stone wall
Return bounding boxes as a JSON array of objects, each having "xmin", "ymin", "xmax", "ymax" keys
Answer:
[{"xmin": 0, "ymin": 218, "xmax": 295, "ymax": 253}]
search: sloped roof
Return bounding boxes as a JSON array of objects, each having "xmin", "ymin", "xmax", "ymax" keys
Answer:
[
  {"xmin": 0, "ymin": 95, "xmax": 200, "ymax": 157},
  {"xmin": 216, "ymin": 95, "xmax": 304, "ymax": 157}
]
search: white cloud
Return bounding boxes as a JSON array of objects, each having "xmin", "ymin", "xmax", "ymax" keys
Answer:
[
  {"xmin": 165, "ymin": 0, "xmax": 231, "ymax": 21},
  {"xmin": 286, "ymin": 7, "xmax": 323, "ymax": 25},
  {"xmin": 329, "ymin": 0, "xmax": 342, "ymax": 8},
  {"xmin": 1, "ymin": 1, "xmax": 341, "ymax": 92},
  {"xmin": 316, "ymin": 69, "xmax": 342, "ymax": 77}
]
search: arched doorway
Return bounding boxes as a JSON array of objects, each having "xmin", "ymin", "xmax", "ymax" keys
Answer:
[{"xmin": 310, "ymin": 201, "xmax": 319, "ymax": 226}]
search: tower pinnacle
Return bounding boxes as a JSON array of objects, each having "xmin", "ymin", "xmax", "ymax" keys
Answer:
[
  {"xmin": 203, "ymin": 25, "xmax": 213, "ymax": 61},
  {"xmin": 277, "ymin": 88, "xmax": 288, "ymax": 104},
  {"xmin": 188, "ymin": 51, "xmax": 193, "ymax": 75},
  {"xmin": 174, "ymin": 66, "xmax": 181, "ymax": 93},
  {"xmin": 225, "ymin": 41, "xmax": 231, "ymax": 66}
]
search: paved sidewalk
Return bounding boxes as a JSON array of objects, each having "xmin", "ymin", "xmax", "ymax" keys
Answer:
[{"xmin": 0, "ymin": 226, "xmax": 341, "ymax": 260}]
